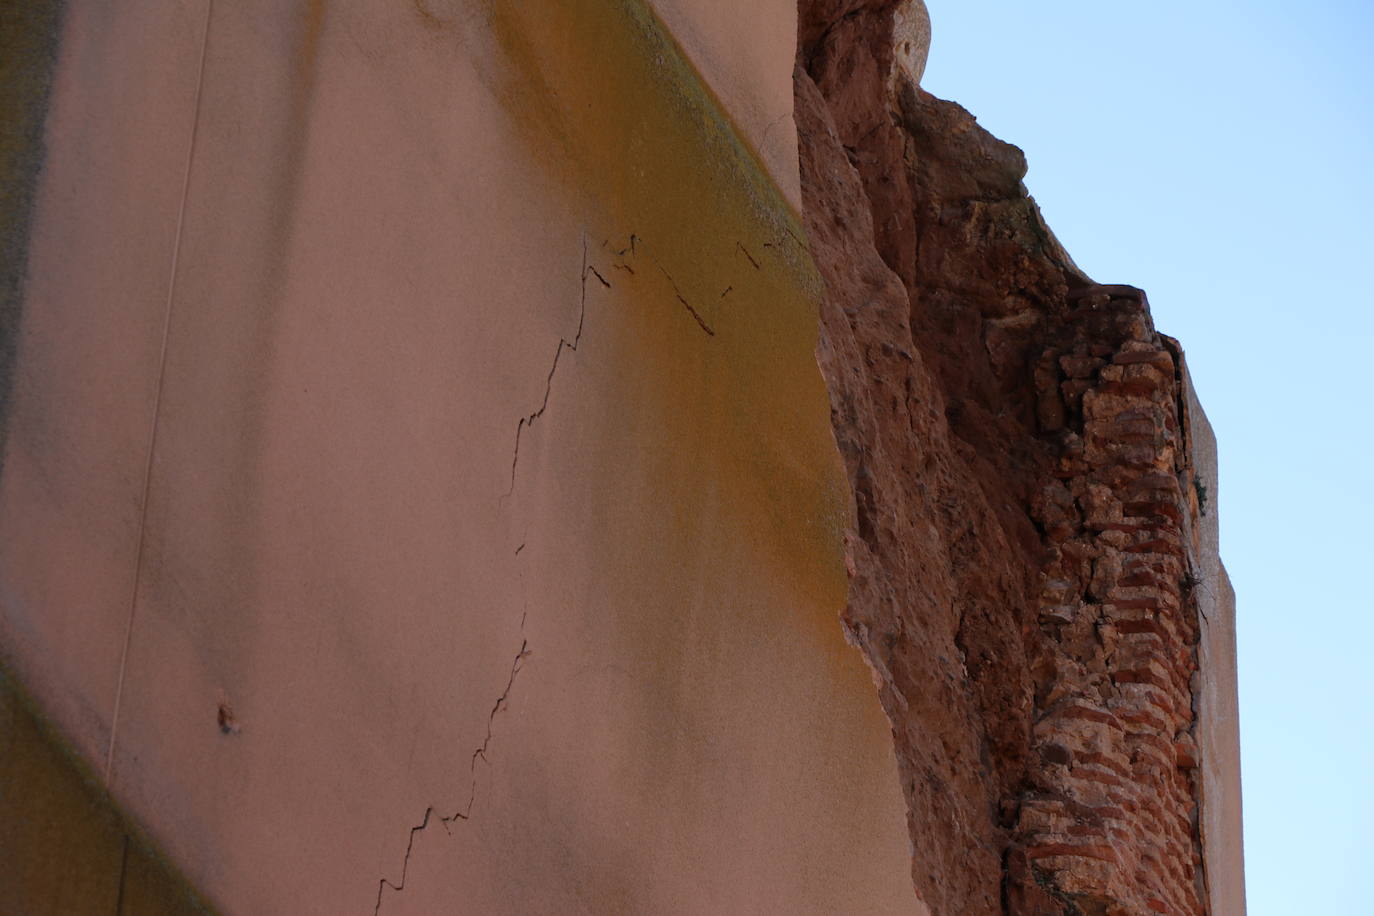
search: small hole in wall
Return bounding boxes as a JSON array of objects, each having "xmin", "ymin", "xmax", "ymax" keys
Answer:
[
  {"xmin": 217, "ymin": 700, "xmax": 240, "ymax": 735},
  {"xmin": 903, "ymin": 41, "xmax": 912, "ymax": 55}
]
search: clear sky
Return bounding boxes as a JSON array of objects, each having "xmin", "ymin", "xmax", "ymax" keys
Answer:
[{"xmin": 921, "ymin": 1, "xmax": 1374, "ymax": 912}]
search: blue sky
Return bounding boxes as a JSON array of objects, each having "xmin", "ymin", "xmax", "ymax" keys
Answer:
[{"xmin": 922, "ymin": 1, "xmax": 1374, "ymax": 912}]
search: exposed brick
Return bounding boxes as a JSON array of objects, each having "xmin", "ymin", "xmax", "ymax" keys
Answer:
[
  {"xmin": 796, "ymin": 28, "xmax": 1209, "ymax": 912},
  {"xmin": 1025, "ymin": 843, "xmax": 1121, "ymax": 864}
]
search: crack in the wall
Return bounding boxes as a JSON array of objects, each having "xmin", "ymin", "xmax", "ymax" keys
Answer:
[
  {"xmin": 506, "ymin": 235, "xmax": 598, "ymax": 497},
  {"xmin": 675, "ymin": 294, "xmax": 715, "ymax": 336},
  {"xmin": 372, "ymin": 631, "xmax": 531, "ymax": 915},
  {"xmin": 612, "ymin": 233, "xmax": 717, "ymax": 337},
  {"xmin": 587, "ymin": 266, "xmax": 612, "ymax": 289},
  {"xmin": 735, "ymin": 241, "xmax": 761, "ymax": 270},
  {"xmin": 779, "ymin": 225, "xmax": 814, "ymax": 259},
  {"xmin": 651, "ymin": 259, "xmax": 715, "ymax": 337}
]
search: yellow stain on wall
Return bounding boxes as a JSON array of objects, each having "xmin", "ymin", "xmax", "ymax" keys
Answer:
[{"xmin": 483, "ymin": 0, "xmax": 852, "ymax": 630}]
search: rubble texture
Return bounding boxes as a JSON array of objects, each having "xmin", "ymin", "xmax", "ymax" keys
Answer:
[{"xmin": 797, "ymin": 1, "xmax": 1220, "ymax": 912}]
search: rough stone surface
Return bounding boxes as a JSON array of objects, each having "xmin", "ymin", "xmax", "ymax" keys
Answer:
[
  {"xmin": 891, "ymin": 1, "xmax": 930, "ymax": 87},
  {"xmin": 796, "ymin": 1, "xmax": 1237, "ymax": 912}
]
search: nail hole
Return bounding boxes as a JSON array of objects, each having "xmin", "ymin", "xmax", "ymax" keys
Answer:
[{"xmin": 217, "ymin": 700, "xmax": 240, "ymax": 735}]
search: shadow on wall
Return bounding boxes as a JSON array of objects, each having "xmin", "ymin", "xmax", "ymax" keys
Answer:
[
  {"xmin": 0, "ymin": 0, "xmax": 65, "ymax": 469},
  {"xmin": 0, "ymin": 665, "xmax": 214, "ymax": 915}
]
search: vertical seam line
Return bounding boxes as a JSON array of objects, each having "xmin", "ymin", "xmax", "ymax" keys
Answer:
[
  {"xmin": 103, "ymin": 0, "xmax": 214, "ymax": 785},
  {"xmin": 113, "ymin": 834, "xmax": 130, "ymax": 915}
]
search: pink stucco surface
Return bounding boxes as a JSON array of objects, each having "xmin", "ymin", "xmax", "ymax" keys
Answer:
[
  {"xmin": 0, "ymin": 0, "xmax": 207, "ymax": 775},
  {"xmin": 1, "ymin": 2, "xmax": 921, "ymax": 913}
]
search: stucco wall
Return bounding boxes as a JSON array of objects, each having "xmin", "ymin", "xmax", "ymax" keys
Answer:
[
  {"xmin": 646, "ymin": 0, "xmax": 802, "ymax": 212},
  {"xmin": 0, "ymin": 668, "xmax": 210, "ymax": 915},
  {"xmin": 1183, "ymin": 364, "xmax": 1248, "ymax": 916},
  {"xmin": 0, "ymin": 2, "xmax": 918, "ymax": 913}
]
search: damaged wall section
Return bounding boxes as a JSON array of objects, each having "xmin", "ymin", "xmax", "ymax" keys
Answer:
[{"xmin": 795, "ymin": 1, "xmax": 1244, "ymax": 912}]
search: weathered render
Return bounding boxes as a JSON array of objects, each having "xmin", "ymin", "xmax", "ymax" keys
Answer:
[{"xmin": 1, "ymin": 1, "xmax": 1242, "ymax": 914}]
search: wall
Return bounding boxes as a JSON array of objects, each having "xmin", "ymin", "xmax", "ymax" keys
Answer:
[
  {"xmin": 1184, "ymin": 366, "xmax": 1247, "ymax": 916},
  {"xmin": 1, "ymin": 1, "xmax": 1247, "ymax": 914},
  {"xmin": 0, "ymin": 1, "xmax": 918, "ymax": 913},
  {"xmin": 794, "ymin": 1, "xmax": 1246, "ymax": 911},
  {"xmin": 0, "ymin": 668, "xmax": 209, "ymax": 915}
]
